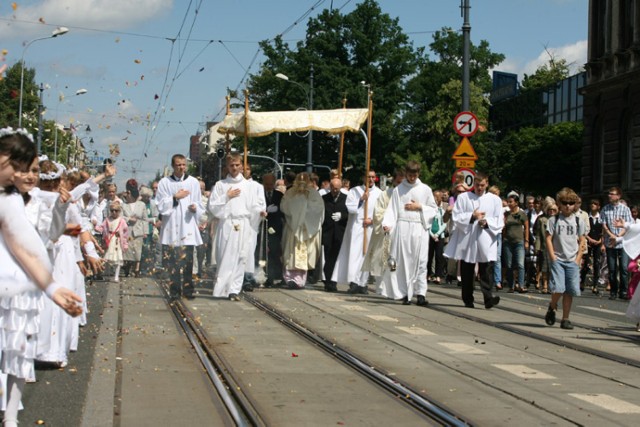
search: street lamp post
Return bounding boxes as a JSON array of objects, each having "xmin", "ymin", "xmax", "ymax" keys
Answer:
[
  {"xmin": 18, "ymin": 27, "xmax": 69, "ymax": 129},
  {"xmin": 275, "ymin": 64, "xmax": 314, "ymax": 173}
]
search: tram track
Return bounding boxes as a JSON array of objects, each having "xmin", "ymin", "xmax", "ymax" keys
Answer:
[
  {"xmin": 241, "ymin": 289, "xmax": 587, "ymax": 426},
  {"xmin": 427, "ymin": 287, "xmax": 640, "ymax": 370},
  {"xmin": 245, "ymin": 284, "xmax": 640, "ymax": 425},
  {"xmin": 159, "ymin": 279, "xmax": 471, "ymax": 426},
  {"xmin": 156, "ymin": 277, "xmax": 640, "ymax": 426},
  {"xmin": 158, "ymin": 282, "xmax": 266, "ymax": 427},
  {"xmin": 243, "ymin": 293, "xmax": 471, "ymax": 427}
]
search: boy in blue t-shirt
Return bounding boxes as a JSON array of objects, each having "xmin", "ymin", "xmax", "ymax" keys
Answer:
[{"xmin": 545, "ymin": 187, "xmax": 587, "ymax": 330}]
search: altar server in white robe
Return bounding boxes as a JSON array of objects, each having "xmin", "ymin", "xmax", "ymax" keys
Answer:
[
  {"xmin": 378, "ymin": 161, "xmax": 437, "ymax": 305},
  {"xmin": 157, "ymin": 154, "xmax": 204, "ymax": 300},
  {"xmin": 332, "ymin": 170, "xmax": 383, "ymax": 294},
  {"xmin": 444, "ymin": 171, "xmax": 502, "ymax": 309},
  {"xmin": 209, "ymin": 154, "xmax": 263, "ymax": 300}
]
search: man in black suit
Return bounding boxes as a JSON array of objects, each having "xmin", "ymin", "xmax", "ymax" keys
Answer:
[
  {"xmin": 260, "ymin": 173, "xmax": 284, "ymax": 287},
  {"xmin": 322, "ymin": 178, "xmax": 349, "ymax": 292}
]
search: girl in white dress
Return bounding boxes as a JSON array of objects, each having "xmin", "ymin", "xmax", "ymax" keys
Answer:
[
  {"xmin": 0, "ymin": 128, "xmax": 82, "ymax": 427},
  {"xmin": 100, "ymin": 202, "xmax": 129, "ymax": 282}
]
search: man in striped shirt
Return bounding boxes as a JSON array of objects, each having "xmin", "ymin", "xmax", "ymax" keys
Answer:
[{"xmin": 601, "ymin": 186, "xmax": 633, "ymax": 300}]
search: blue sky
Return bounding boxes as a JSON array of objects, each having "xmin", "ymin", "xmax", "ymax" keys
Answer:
[{"xmin": 0, "ymin": 0, "xmax": 588, "ymax": 187}]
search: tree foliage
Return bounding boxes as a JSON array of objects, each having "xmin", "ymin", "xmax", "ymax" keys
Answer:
[
  {"xmin": 247, "ymin": 0, "xmax": 418, "ymax": 182},
  {"xmin": 520, "ymin": 51, "xmax": 570, "ymax": 92},
  {"xmin": 481, "ymin": 122, "xmax": 583, "ymax": 196}
]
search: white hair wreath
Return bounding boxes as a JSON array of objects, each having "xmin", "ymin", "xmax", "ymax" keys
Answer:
[
  {"xmin": 0, "ymin": 127, "xmax": 34, "ymax": 142},
  {"xmin": 39, "ymin": 161, "xmax": 66, "ymax": 181}
]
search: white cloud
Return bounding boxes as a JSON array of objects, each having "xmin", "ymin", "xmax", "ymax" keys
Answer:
[
  {"xmin": 494, "ymin": 39, "xmax": 588, "ymax": 80},
  {"xmin": 0, "ymin": 0, "xmax": 173, "ymax": 39}
]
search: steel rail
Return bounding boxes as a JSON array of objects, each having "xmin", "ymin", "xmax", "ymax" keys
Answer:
[
  {"xmin": 243, "ymin": 293, "xmax": 471, "ymax": 427},
  {"xmin": 159, "ymin": 283, "xmax": 265, "ymax": 427}
]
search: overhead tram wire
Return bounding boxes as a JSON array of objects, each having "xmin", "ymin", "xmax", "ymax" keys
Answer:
[
  {"xmin": 210, "ymin": 0, "xmax": 331, "ymax": 122},
  {"xmin": 0, "ymin": 16, "xmax": 303, "ymax": 44},
  {"xmin": 138, "ymin": 0, "xmax": 205, "ymax": 168}
]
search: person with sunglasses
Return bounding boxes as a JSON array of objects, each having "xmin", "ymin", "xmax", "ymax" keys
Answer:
[
  {"xmin": 544, "ymin": 188, "xmax": 587, "ymax": 330},
  {"xmin": 601, "ymin": 187, "xmax": 633, "ymax": 300}
]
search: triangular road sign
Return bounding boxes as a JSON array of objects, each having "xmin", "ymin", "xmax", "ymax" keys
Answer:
[{"xmin": 451, "ymin": 137, "xmax": 478, "ymax": 160}]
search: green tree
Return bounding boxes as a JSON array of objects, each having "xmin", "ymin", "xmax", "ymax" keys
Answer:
[
  {"xmin": 486, "ymin": 122, "xmax": 583, "ymax": 196},
  {"xmin": 0, "ymin": 62, "xmax": 40, "ymax": 129},
  {"xmin": 399, "ymin": 28, "xmax": 504, "ymax": 188},
  {"xmin": 247, "ymin": 0, "xmax": 418, "ymax": 181},
  {"xmin": 520, "ymin": 50, "xmax": 571, "ymax": 92}
]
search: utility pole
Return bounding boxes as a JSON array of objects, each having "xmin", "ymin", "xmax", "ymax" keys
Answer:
[
  {"xmin": 306, "ymin": 64, "xmax": 314, "ymax": 173},
  {"xmin": 37, "ymin": 83, "xmax": 44, "ymax": 154},
  {"xmin": 461, "ymin": 0, "xmax": 471, "ymax": 112}
]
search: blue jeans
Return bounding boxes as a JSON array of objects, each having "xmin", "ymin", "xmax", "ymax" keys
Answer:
[
  {"xmin": 503, "ymin": 240, "xmax": 525, "ymax": 288},
  {"xmin": 493, "ymin": 235, "xmax": 502, "ymax": 285},
  {"xmin": 606, "ymin": 247, "xmax": 630, "ymax": 297}
]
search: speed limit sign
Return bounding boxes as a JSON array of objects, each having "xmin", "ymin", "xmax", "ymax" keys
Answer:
[{"xmin": 452, "ymin": 168, "xmax": 475, "ymax": 190}]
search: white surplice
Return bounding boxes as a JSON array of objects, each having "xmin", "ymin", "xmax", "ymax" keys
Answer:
[
  {"xmin": 209, "ymin": 174, "xmax": 263, "ymax": 297},
  {"xmin": 244, "ymin": 179, "xmax": 266, "ymax": 273},
  {"xmin": 378, "ymin": 179, "xmax": 437, "ymax": 300},
  {"xmin": 157, "ymin": 174, "xmax": 204, "ymax": 247},
  {"xmin": 444, "ymin": 191, "xmax": 504, "ymax": 263},
  {"xmin": 331, "ymin": 185, "xmax": 382, "ymax": 285}
]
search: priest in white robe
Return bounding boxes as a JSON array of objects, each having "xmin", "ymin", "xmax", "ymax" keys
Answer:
[
  {"xmin": 444, "ymin": 171, "xmax": 502, "ymax": 309},
  {"xmin": 280, "ymin": 173, "xmax": 325, "ymax": 289},
  {"xmin": 157, "ymin": 154, "xmax": 204, "ymax": 300},
  {"xmin": 378, "ymin": 161, "xmax": 437, "ymax": 305},
  {"xmin": 209, "ymin": 154, "xmax": 263, "ymax": 300},
  {"xmin": 332, "ymin": 170, "xmax": 383, "ymax": 294}
]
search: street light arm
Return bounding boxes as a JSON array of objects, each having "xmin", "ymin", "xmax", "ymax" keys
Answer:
[{"xmin": 18, "ymin": 28, "xmax": 69, "ymax": 128}]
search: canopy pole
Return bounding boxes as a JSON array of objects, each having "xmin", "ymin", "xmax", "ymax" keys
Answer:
[
  {"xmin": 337, "ymin": 96, "xmax": 347, "ymax": 179},
  {"xmin": 225, "ymin": 95, "xmax": 231, "ymax": 155},
  {"xmin": 243, "ymin": 90, "xmax": 249, "ymax": 171},
  {"xmin": 363, "ymin": 89, "xmax": 373, "ymax": 255}
]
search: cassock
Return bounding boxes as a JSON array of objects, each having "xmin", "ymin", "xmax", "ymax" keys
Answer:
[
  {"xmin": 280, "ymin": 189, "xmax": 324, "ymax": 287},
  {"xmin": 322, "ymin": 191, "xmax": 349, "ymax": 283},
  {"xmin": 156, "ymin": 174, "xmax": 204, "ymax": 247},
  {"xmin": 259, "ymin": 188, "xmax": 284, "ymax": 284},
  {"xmin": 378, "ymin": 179, "xmax": 437, "ymax": 300},
  {"xmin": 444, "ymin": 191, "xmax": 504, "ymax": 263},
  {"xmin": 331, "ymin": 185, "xmax": 383, "ymax": 286},
  {"xmin": 209, "ymin": 174, "xmax": 263, "ymax": 297},
  {"xmin": 361, "ymin": 186, "xmax": 393, "ymax": 277}
]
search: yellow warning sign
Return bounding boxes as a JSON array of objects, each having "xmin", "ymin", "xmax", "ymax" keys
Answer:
[
  {"xmin": 451, "ymin": 137, "xmax": 478, "ymax": 161},
  {"xmin": 455, "ymin": 159, "xmax": 475, "ymax": 168}
]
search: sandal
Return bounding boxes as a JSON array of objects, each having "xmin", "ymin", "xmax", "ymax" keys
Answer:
[
  {"xmin": 591, "ymin": 286, "xmax": 599, "ymax": 295},
  {"xmin": 541, "ymin": 287, "xmax": 549, "ymax": 294}
]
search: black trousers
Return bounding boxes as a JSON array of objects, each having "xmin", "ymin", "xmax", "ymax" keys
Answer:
[
  {"xmin": 165, "ymin": 245, "xmax": 194, "ymax": 297},
  {"xmin": 323, "ymin": 238, "xmax": 342, "ymax": 284},
  {"xmin": 427, "ymin": 237, "xmax": 445, "ymax": 278},
  {"xmin": 460, "ymin": 261, "xmax": 494, "ymax": 306}
]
